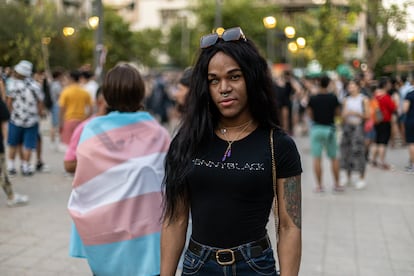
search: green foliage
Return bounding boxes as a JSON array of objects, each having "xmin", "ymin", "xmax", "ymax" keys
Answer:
[
  {"xmin": 363, "ymin": 0, "xmax": 411, "ymax": 71},
  {"xmin": 306, "ymin": 2, "xmax": 351, "ymax": 70},
  {"xmin": 165, "ymin": 24, "xmax": 200, "ymax": 68},
  {"xmin": 1, "ymin": 0, "xmax": 412, "ymax": 76},
  {"xmin": 131, "ymin": 29, "xmax": 163, "ymax": 68},
  {"xmin": 374, "ymin": 39, "xmax": 409, "ymax": 77},
  {"xmin": 172, "ymin": 0, "xmax": 282, "ymax": 65},
  {"xmin": 101, "ymin": 8, "xmax": 135, "ymax": 69},
  {"xmin": 0, "ymin": 0, "xmax": 81, "ymax": 70}
]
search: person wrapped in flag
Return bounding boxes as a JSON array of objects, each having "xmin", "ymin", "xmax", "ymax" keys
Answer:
[{"xmin": 68, "ymin": 63, "xmax": 170, "ymax": 276}]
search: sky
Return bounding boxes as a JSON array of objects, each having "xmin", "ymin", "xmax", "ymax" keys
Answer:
[{"xmin": 382, "ymin": 0, "xmax": 414, "ymax": 41}]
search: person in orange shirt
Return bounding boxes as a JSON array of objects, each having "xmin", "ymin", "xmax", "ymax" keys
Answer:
[{"xmin": 59, "ymin": 70, "xmax": 93, "ymax": 146}]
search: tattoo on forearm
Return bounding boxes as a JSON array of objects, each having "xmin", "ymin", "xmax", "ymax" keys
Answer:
[{"xmin": 284, "ymin": 176, "xmax": 301, "ymax": 229}]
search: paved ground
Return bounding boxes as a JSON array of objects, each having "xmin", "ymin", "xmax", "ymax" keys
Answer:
[{"xmin": 0, "ymin": 122, "xmax": 413, "ymax": 276}]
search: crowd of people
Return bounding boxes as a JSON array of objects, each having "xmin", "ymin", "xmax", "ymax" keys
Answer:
[
  {"xmin": 0, "ymin": 25, "xmax": 413, "ymax": 276},
  {"xmin": 270, "ymin": 69, "xmax": 414, "ymax": 192}
]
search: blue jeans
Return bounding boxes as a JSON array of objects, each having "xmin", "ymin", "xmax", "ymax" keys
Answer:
[{"xmin": 181, "ymin": 238, "xmax": 279, "ymax": 276}]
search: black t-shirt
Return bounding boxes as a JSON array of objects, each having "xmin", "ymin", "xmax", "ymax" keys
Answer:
[
  {"xmin": 273, "ymin": 82, "xmax": 293, "ymax": 108},
  {"xmin": 405, "ymin": 91, "xmax": 414, "ymax": 124},
  {"xmin": 186, "ymin": 127, "xmax": 302, "ymax": 248},
  {"xmin": 308, "ymin": 93, "xmax": 340, "ymax": 125}
]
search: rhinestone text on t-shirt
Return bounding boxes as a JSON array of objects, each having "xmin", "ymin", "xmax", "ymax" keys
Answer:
[{"xmin": 193, "ymin": 158, "xmax": 265, "ymax": 171}]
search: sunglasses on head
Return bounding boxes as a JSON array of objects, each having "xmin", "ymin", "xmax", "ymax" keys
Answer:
[{"xmin": 200, "ymin": 27, "xmax": 247, "ymax": 49}]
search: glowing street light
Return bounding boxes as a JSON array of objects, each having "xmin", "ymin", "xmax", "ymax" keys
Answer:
[
  {"xmin": 296, "ymin": 37, "xmax": 306, "ymax": 49},
  {"xmin": 263, "ymin": 16, "xmax": 277, "ymax": 29},
  {"xmin": 62, "ymin": 27, "xmax": 75, "ymax": 37},
  {"xmin": 88, "ymin": 16, "xmax": 100, "ymax": 30},
  {"xmin": 284, "ymin": 26, "xmax": 296, "ymax": 39},
  {"xmin": 288, "ymin": 42, "xmax": 298, "ymax": 53},
  {"xmin": 216, "ymin": 27, "xmax": 225, "ymax": 36}
]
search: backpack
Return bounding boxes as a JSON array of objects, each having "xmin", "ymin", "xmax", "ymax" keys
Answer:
[
  {"xmin": 369, "ymin": 97, "xmax": 383, "ymax": 124},
  {"xmin": 42, "ymin": 78, "xmax": 53, "ymax": 110}
]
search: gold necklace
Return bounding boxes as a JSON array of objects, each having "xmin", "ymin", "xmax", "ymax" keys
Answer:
[
  {"xmin": 220, "ymin": 120, "xmax": 252, "ymax": 161},
  {"xmin": 220, "ymin": 120, "xmax": 251, "ymax": 133}
]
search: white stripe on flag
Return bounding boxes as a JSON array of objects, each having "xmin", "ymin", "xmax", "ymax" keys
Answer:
[{"xmin": 68, "ymin": 152, "xmax": 166, "ymax": 214}]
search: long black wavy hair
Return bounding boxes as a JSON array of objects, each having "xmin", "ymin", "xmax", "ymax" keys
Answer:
[{"xmin": 163, "ymin": 34, "xmax": 280, "ymax": 221}]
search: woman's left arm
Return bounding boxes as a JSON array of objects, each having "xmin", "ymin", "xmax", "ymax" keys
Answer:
[
  {"xmin": 403, "ymin": 99, "xmax": 410, "ymax": 114},
  {"xmin": 277, "ymin": 175, "xmax": 302, "ymax": 276}
]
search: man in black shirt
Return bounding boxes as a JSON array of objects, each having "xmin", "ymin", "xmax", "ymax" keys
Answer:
[{"xmin": 307, "ymin": 75, "xmax": 343, "ymax": 193}]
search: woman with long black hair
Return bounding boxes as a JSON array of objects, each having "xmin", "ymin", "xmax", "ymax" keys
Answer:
[{"xmin": 161, "ymin": 27, "xmax": 302, "ymax": 276}]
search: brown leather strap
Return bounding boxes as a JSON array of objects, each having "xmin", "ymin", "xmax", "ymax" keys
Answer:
[{"xmin": 188, "ymin": 236, "xmax": 271, "ymax": 265}]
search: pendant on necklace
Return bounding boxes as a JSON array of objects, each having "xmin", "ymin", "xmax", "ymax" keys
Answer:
[{"xmin": 222, "ymin": 144, "xmax": 232, "ymax": 161}]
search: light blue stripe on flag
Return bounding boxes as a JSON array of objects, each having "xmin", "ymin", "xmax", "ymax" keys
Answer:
[
  {"xmin": 69, "ymin": 223, "xmax": 87, "ymax": 258},
  {"xmin": 85, "ymin": 232, "xmax": 161, "ymax": 276},
  {"xmin": 79, "ymin": 111, "xmax": 154, "ymax": 143}
]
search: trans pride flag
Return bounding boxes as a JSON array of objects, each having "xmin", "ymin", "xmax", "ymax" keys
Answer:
[{"xmin": 68, "ymin": 111, "xmax": 170, "ymax": 276}]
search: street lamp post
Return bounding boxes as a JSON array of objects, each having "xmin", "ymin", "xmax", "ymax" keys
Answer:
[
  {"xmin": 94, "ymin": 0, "xmax": 104, "ymax": 84},
  {"xmin": 408, "ymin": 33, "xmax": 414, "ymax": 80},
  {"xmin": 62, "ymin": 27, "xmax": 75, "ymax": 37},
  {"xmin": 263, "ymin": 16, "xmax": 277, "ymax": 64},
  {"xmin": 41, "ymin": 37, "xmax": 51, "ymax": 77},
  {"xmin": 178, "ymin": 11, "xmax": 190, "ymax": 65},
  {"xmin": 280, "ymin": 26, "xmax": 295, "ymax": 64},
  {"xmin": 215, "ymin": 0, "xmax": 223, "ymax": 28}
]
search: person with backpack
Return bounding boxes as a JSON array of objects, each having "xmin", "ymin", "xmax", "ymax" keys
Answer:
[
  {"xmin": 6, "ymin": 60, "xmax": 44, "ymax": 176},
  {"xmin": 370, "ymin": 76, "xmax": 397, "ymax": 170}
]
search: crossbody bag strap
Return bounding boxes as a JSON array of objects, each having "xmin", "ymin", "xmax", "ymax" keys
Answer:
[
  {"xmin": 25, "ymin": 79, "xmax": 44, "ymax": 117},
  {"xmin": 270, "ymin": 128, "xmax": 279, "ymax": 242}
]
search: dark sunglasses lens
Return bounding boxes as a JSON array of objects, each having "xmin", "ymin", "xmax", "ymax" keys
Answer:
[
  {"xmin": 200, "ymin": 34, "xmax": 219, "ymax": 48},
  {"xmin": 222, "ymin": 27, "xmax": 241, "ymax": 42}
]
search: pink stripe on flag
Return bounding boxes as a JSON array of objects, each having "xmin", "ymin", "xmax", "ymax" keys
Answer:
[
  {"xmin": 73, "ymin": 121, "xmax": 169, "ymax": 187},
  {"xmin": 69, "ymin": 191, "xmax": 163, "ymax": 246}
]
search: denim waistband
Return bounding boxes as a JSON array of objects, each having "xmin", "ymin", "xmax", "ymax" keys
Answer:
[{"xmin": 188, "ymin": 235, "xmax": 271, "ymax": 265}]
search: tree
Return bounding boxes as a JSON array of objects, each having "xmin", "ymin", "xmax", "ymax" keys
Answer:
[
  {"xmin": 374, "ymin": 39, "xmax": 409, "ymax": 77},
  {"xmin": 163, "ymin": 0, "xmax": 281, "ymax": 67},
  {"xmin": 131, "ymin": 28, "xmax": 163, "ymax": 68},
  {"xmin": 302, "ymin": 0, "xmax": 356, "ymax": 71},
  {"xmin": 76, "ymin": 8, "xmax": 163, "ymax": 71},
  {"xmin": 165, "ymin": 23, "xmax": 198, "ymax": 68},
  {"xmin": 364, "ymin": 0, "xmax": 412, "ymax": 71},
  {"xmin": 0, "ymin": 0, "xmax": 82, "ymax": 70}
]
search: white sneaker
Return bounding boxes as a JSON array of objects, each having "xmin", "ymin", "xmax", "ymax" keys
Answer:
[
  {"xmin": 340, "ymin": 175, "xmax": 350, "ymax": 187},
  {"xmin": 339, "ymin": 178, "xmax": 352, "ymax": 187},
  {"xmin": 7, "ymin": 193, "xmax": 29, "ymax": 207},
  {"xmin": 355, "ymin": 179, "xmax": 366, "ymax": 190},
  {"xmin": 404, "ymin": 165, "xmax": 414, "ymax": 174}
]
